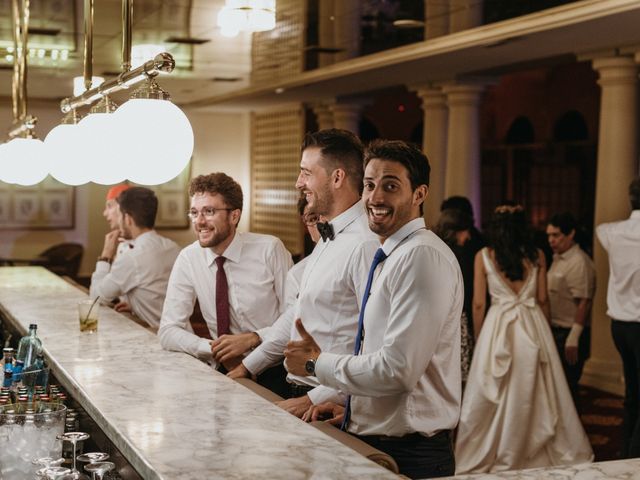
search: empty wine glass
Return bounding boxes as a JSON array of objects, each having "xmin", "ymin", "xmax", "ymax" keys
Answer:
[
  {"xmin": 33, "ymin": 457, "xmax": 65, "ymax": 468},
  {"xmin": 77, "ymin": 452, "xmax": 109, "ymax": 465},
  {"xmin": 56, "ymin": 432, "xmax": 90, "ymax": 479},
  {"xmin": 36, "ymin": 466, "xmax": 71, "ymax": 479},
  {"xmin": 83, "ymin": 461, "xmax": 115, "ymax": 480}
]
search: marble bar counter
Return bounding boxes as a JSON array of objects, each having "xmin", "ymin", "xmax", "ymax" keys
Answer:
[
  {"xmin": 446, "ymin": 457, "xmax": 640, "ymax": 479},
  {"xmin": 0, "ymin": 267, "xmax": 397, "ymax": 480}
]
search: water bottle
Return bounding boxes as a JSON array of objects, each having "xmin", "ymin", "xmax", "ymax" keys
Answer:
[
  {"xmin": 34, "ymin": 354, "xmax": 48, "ymax": 389},
  {"xmin": 2, "ymin": 347, "xmax": 14, "ymax": 388},
  {"xmin": 14, "ymin": 324, "xmax": 43, "ymax": 385}
]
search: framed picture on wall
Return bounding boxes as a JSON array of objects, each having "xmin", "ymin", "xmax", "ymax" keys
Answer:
[
  {"xmin": 0, "ymin": 178, "xmax": 75, "ymax": 229},
  {"xmin": 145, "ymin": 162, "xmax": 191, "ymax": 229}
]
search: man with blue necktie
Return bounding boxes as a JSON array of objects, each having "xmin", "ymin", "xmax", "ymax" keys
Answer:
[{"xmin": 285, "ymin": 139, "xmax": 463, "ymax": 479}]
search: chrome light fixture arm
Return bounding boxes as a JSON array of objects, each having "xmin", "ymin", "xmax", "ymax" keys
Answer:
[{"xmin": 60, "ymin": 52, "xmax": 175, "ymax": 113}]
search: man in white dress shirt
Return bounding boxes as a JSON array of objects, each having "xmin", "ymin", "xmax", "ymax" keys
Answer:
[
  {"xmin": 103, "ymin": 183, "xmax": 134, "ymax": 256},
  {"xmin": 285, "ymin": 140, "xmax": 463, "ymax": 478},
  {"xmin": 90, "ymin": 187, "xmax": 181, "ymax": 329},
  {"xmin": 596, "ymin": 176, "xmax": 640, "ymax": 458},
  {"xmin": 228, "ymin": 129, "xmax": 378, "ymax": 418},
  {"xmin": 546, "ymin": 212, "xmax": 595, "ymax": 410},
  {"xmin": 158, "ymin": 173, "xmax": 292, "ymax": 395}
]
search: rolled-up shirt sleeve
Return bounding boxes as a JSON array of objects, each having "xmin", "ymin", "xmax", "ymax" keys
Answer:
[{"xmin": 158, "ymin": 252, "xmax": 212, "ymax": 361}]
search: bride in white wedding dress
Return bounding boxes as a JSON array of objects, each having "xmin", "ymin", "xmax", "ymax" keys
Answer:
[{"xmin": 455, "ymin": 205, "xmax": 593, "ymax": 473}]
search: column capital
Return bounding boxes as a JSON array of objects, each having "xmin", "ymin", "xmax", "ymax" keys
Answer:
[
  {"xmin": 592, "ymin": 56, "xmax": 637, "ymax": 87},
  {"xmin": 441, "ymin": 82, "xmax": 485, "ymax": 107},
  {"xmin": 409, "ymin": 84, "xmax": 447, "ymax": 106}
]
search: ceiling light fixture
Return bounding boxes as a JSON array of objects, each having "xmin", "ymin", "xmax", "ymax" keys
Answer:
[
  {"xmin": 0, "ymin": 0, "xmax": 48, "ymax": 186},
  {"xmin": 217, "ymin": 0, "xmax": 276, "ymax": 38}
]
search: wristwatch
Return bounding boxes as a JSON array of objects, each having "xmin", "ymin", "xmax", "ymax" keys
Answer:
[{"xmin": 305, "ymin": 358, "xmax": 316, "ymax": 376}]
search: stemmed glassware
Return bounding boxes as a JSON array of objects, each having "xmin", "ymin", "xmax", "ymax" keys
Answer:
[
  {"xmin": 76, "ymin": 452, "xmax": 110, "ymax": 480},
  {"xmin": 83, "ymin": 461, "xmax": 115, "ymax": 480},
  {"xmin": 56, "ymin": 432, "xmax": 90, "ymax": 479},
  {"xmin": 35, "ymin": 465, "xmax": 72, "ymax": 479}
]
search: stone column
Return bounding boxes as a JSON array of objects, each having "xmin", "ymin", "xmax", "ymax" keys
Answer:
[
  {"xmin": 330, "ymin": 102, "xmax": 364, "ymax": 135},
  {"xmin": 312, "ymin": 102, "xmax": 333, "ymax": 130},
  {"xmin": 449, "ymin": 0, "xmax": 483, "ymax": 34},
  {"xmin": 413, "ymin": 85, "xmax": 448, "ymax": 227},
  {"xmin": 425, "ymin": 0, "xmax": 449, "ymax": 40},
  {"xmin": 442, "ymin": 83, "xmax": 484, "ymax": 226},
  {"xmin": 334, "ymin": 0, "xmax": 361, "ymax": 62},
  {"xmin": 582, "ymin": 56, "xmax": 638, "ymax": 395},
  {"xmin": 318, "ymin": 0, "xmax": 335, "ymax": 67}
]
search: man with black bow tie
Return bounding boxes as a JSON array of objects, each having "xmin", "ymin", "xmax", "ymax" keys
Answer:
[{"xmin": 229, "ymin": 129, "xmax": 378, "ymax": 417}]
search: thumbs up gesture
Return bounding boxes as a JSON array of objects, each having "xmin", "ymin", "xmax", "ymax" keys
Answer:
[{"xmin": 284, "ymin": 319, "xmax": 322, "ymax": 376}]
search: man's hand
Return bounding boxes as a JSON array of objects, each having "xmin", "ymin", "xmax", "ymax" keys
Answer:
[
  {"xmin": 211, "ymin": 332, "xmax": 261, "ymax": 363},
  {"xmin": 101, "ymin": 230, "xmax": 121, "ymax": 260},
  {"xmin": 275, "ymin": 395, "xmax": 312, "ymax": 418},
  {"xmin": 301, "ymin": 402, "xmax": 345, "ymax": 425},
  {"xmin": 114, "ymin": 301, "xmax": 132, "ymax": 313},
  {"xmin": 227, "ymin": 363, "xmax": 251, "ymax": 380},
  {"xmin": 283, "ymin": 319, "xmax": 321, "ymax": 376},
  {"xmin": 565, "ymin": 345, "xmax": 578, "ymax": 365}
]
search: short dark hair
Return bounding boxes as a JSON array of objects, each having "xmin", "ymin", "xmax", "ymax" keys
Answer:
[
  {"xmin": 441, "ymin": 196, "xmax": 474, "ymax": 218},
  {"xmin": 117, "ymin": 187, "xmax": 157, "ymax": 229},
  {"xmin": 301, "ymin": 129, "xmax": 364, "ymax": 194},
  {"xmin": 630, "ymin": 177, "xmax": 640, "ymax": 210},
  {"xmin": 188, "ymin": 173, "xmax": 243, "ymax": 211},
  {"xmin": 548, "ymin": 212, "xmax": 577, "ymax": 236},
  {"xmin": 434, "ymin": 208, "xmax": 473, "ymax": 248},
  {"xmin": 363, "ymin": 139, "xmax": 430, "ymax": 215}
]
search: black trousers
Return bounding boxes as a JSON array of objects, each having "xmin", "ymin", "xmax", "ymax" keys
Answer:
[
  {"xmin": 611, "ymin": 320, "xmax": 640, "ymax": 458},
  {"xmin": 357, "ymin": 430, "xmax": 455, "ymax": 479},
  {"xmin": 552, "ymin": 325, "xmax": 591, "ymax": 411}
]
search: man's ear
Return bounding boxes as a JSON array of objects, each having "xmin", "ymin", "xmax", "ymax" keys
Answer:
[
  {"xmin": 413, "ymin": 185, "xmax": 428, "ymax": 207},
  {"xmin": 331, "ymin": 168, "xmax": 346, "ymax": 189},
  {"xmin": 230, "ymin": 209, "xmax": 242, "ymax": 226}
]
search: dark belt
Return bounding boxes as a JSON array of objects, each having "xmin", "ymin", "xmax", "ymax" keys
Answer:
[
  {"xmin": 288, "ymin": 382, "xmax": 314, "ymax": 398},
  {"xmin": 358, "ymin": 429, "xmax": 452, "ymax": 443}
]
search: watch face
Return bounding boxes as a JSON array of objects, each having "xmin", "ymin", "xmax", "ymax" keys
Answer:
[{"xmin": 305, "ymin": 359, "xmax": 315, "ymax": 375}]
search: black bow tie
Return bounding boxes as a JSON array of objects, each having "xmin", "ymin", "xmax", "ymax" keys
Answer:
[{"xmin": 317, "ymin": 222, "xmax": 335, "ymax": 242}]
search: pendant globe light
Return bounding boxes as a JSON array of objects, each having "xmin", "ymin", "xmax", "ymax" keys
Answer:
[
  {"xmin": 47, "ymin": 109, "xmax": 92, "ymax": 185},
  {"xmin": 217, "ymin": 0, "xmax": 276, "ymax": 37},
  {"xmin": 0, "ymin": 0, "xmax": 48, "ymax": 186},
  {"xmin": 113, "ymin": 72, "xmax": 193, "ymax": 185}
]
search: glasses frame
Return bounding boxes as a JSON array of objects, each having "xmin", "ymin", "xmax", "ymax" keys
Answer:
[{"xmin": 187, "ymin": 207, "xmax": 235, "ymax": 222}]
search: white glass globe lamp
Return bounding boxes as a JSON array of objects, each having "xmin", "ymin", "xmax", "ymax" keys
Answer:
[
  {"xmin": 47, "ymin": 110, "xmax": 93, "ymax": 186},
  {"xmin": 1, "ymin": 135, "xmax": 48, "ymax": 186},
  {"xmin": 114, "ymin": 78, "xmax": 193, "ymax": 185}
]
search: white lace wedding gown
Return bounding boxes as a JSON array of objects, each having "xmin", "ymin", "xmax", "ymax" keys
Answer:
[{"xmin": 455, "ymin": 248, "xmax": 593, "ymax": 473}]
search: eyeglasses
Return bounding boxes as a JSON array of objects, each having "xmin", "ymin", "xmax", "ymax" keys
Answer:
[{"xmin": 187, "ymin": 207, "xmax": 234, "ymax": 221}]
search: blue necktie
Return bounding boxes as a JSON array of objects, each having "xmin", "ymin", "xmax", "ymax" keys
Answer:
[{"xmin": 341, "ymin": 247, "xmax": 387, "ymax": 431}]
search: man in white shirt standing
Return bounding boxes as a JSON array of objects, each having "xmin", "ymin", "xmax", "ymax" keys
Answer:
[
  {"xmin": 546, "ymin": 212, "xmax": 595, "ymax": 410},
  {"xmin": 159, "ymin": 172, "xmax": 292, "ymax": 395},
  {"xmin": 596, "ymin": 176, "xmax": 640, "ymax": 458},
  {"xmin": 90, "ymin": 187, "xmax": 181, "ymax": 329},
  {"xmin": 228, "ymin": 129, "xmax": 378, "ymax": 418},
  {"xmin": 285, "ymin": 139, "xmax": 463, "ymax": 479},
  {"xmin": 103, "ymin": 183, "xmax": 134, "ymax": 255}
]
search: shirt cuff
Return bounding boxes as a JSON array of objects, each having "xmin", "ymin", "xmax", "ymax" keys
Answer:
[
  {"xmin": 197, "ymin": 338, "xmax": 213, "ymax": 361},
  {"xmin": 315, "ymin": 352, "xmax": 340, "ymax": 390},
  {"xmin": 307, "ymin": 385, "xmax": 346, "ymax": 406},
  {"xmin": 94, "ymin": 261, "xmax": 111, "ymax": 273},
  {"xmin": 242, "ymin": 348, "xmax": 270, "ymax": 376}
]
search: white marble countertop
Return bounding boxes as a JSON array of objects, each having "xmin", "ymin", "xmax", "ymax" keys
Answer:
[
  {"xmin": 445, "ymin": 458, "xmax": 640, "ymax": 479},
  {"xmin": 0, "ymin": 267, "xmax": 396, "ymax": 480}
]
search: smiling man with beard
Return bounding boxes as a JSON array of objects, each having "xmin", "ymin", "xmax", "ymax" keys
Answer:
[
  {"xmin": 158, "ymin": 173, "xmax": 292, "ymax": 394},
  {"xmin": 228, "ymin": 129, "xmax": 378, "ymax": 418},
  {"xmin": 284, "ymin": 140, "xmax": 463, "ymax": 479}
]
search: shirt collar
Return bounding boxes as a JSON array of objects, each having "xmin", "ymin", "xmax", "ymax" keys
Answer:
[
  {"xmin": 380, "ymin": 217, "xmax": 426, "ymax": 256},
  {"xmin": 204, "ymin": 231, "xmax": 243, "ymax": 266},
  {"xmin": 555, "ymin": 242, "xmax": 580, "ymax": 260},
  {"xmin": 631, "ymin": 210, "xmax": 640, "ymax": 219},
  {"xmin": 329, "ymin": 201, "xmax": 364, "ymax": 236}
]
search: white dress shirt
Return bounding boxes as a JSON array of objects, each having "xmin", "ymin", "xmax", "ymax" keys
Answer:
[
  {"xmin": 243, "ymin": 201, "xmax": 378, "ymax": 405},
  {"xmin": 315, "ymin": 217, "xmax": 463, "ymax": 436},
  {"xmin": 158, "ymin": 232, "xmax": 292, "ymax": 364},
  {"xmin": 90, "ymin": 230, "xmax": 180, "ymax": 328},
  {"xmin": 596, "ymin": 210, "xmax": 640, "ymax": 321},
  {"xmin": 548, "ymin": 244, "xmax": 595, "ymax": 328}
]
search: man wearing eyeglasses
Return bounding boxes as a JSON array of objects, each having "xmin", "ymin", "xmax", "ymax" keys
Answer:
[{"xmin": 159, "ymin": 172, "xmax": 292, "ymax": 394}]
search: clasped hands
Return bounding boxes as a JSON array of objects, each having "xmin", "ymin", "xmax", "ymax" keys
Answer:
[{"xmin": 211, "ymin": 331, "xmax": 261, "ymax": 372}]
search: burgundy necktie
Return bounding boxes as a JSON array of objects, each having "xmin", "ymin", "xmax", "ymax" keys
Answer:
[{"xmin": 215, "ymin": 256, "xmax": 230, "ymax": 336}]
